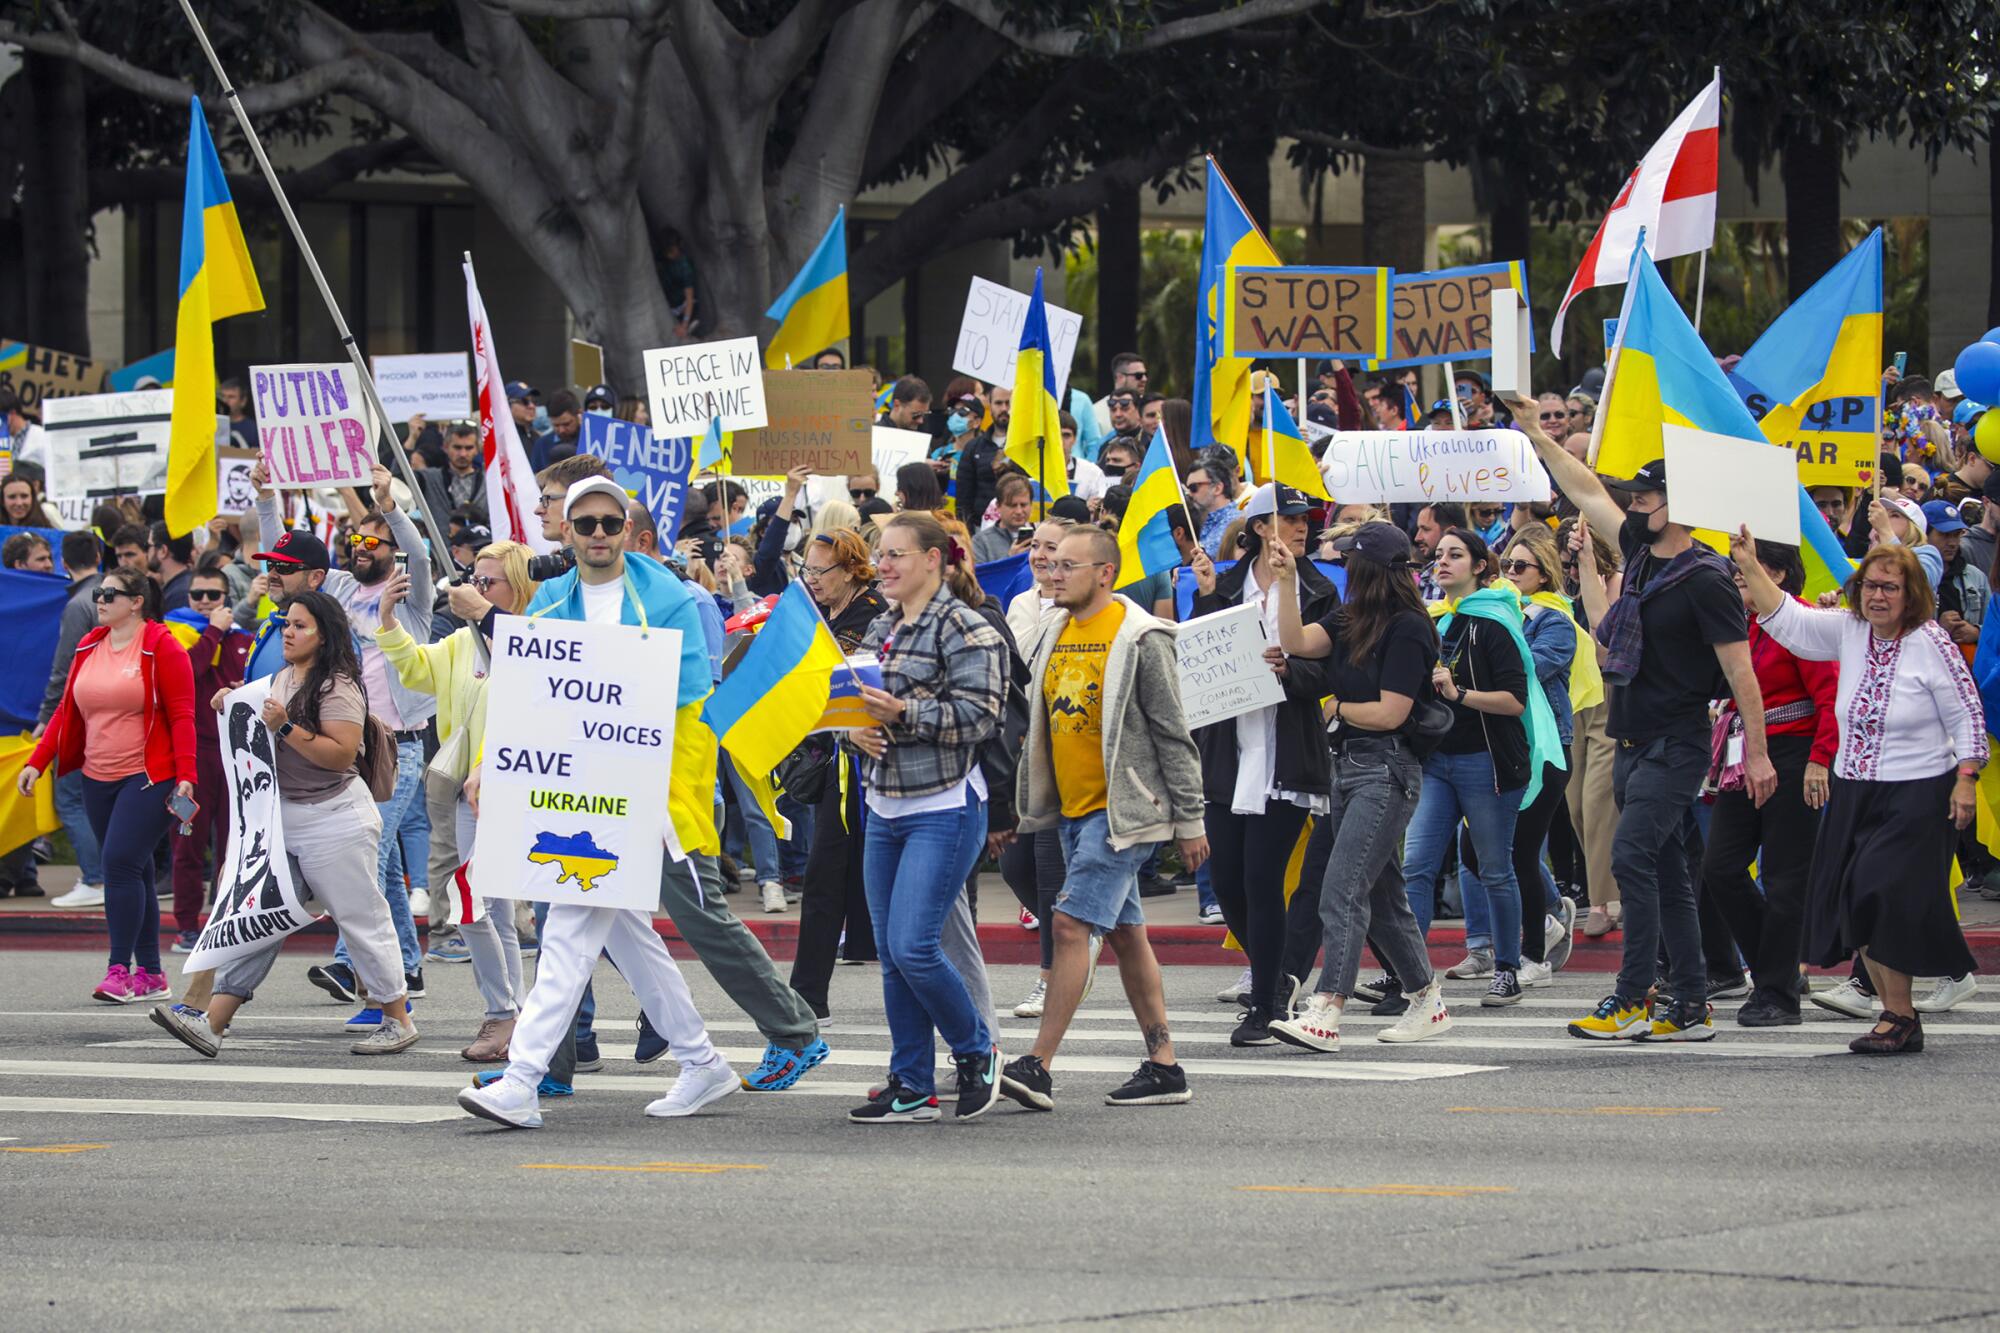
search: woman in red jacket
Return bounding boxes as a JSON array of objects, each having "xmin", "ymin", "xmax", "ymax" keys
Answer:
[{"xmin": 20, "ymin": 566, "xmax": 197, "ymax": 1004}]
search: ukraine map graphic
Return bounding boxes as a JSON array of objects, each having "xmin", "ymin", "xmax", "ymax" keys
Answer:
[{"xmin": 527, "ymin": 831, "xmax": 619, "ymax": 891}]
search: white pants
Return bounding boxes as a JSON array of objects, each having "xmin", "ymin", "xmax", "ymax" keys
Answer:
[
  {"xmin": 502, "ymin": 903, "xmax": 720, "ymax": 1089},
  {"xmin": 453, "ymin": 798, "xmax": 523, "ymax": 1019}
]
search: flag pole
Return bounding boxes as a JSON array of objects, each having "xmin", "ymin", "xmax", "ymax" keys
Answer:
[
  {"xmin": 1443, "ymin": 359, "xmax": 1465, "ymax": 429},
  {"xmin": 1692, "ymin": 252, "xmax": 1708, "ymax": 333},
  {"xmin": 174, "ymin": 0, "xmax": 450, "ymax": 564}
]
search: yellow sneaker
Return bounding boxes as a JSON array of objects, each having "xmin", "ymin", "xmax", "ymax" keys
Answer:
[
  {"xmin": 1567, "ymin": 993, "xmax": 1649, "ymax": 1040},
  {"xmin": 1636, "ymin": 998, "xmax": 1716, "ymax": 1042}
]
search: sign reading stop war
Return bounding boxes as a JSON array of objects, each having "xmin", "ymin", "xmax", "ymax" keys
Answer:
[
  {"xmin": 729, "ymin": 370, "xmax": 874, "ymax": 477},
  {"xmin": 250, "ymin": 363, "xmax": 377, "ymax": 489},
  {"xmin": 1321, "ymin": 429, "xmax": 1551, "ymax": 504},
  {"xmin": 1371, "ymin": 261, "xmax": 1532, "ymax": 367},
  {"xmin": 1228, "ymin": 267, "xmax": 1392, "ymax": 360}
]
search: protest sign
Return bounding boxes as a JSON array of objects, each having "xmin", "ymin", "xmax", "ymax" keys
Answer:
[
  {"xmin": 812, "ymin": 655, "xmax": 883, "ymax": 732},
  {"xmin": 1176, "ymin": 603, "xmax": 1286, "ymax": 730},
  {"xmin": 185, "ymin": 678, "xmax": 323, "ymax": 972},
  {"xmin": 250, "ymin": 363, "xmax": 376, "ymax": 489},
  {"xmin": 371, "ymin": 353, "xmax": 471, "ymax": 420},
  {"xmin": 1227, "ymin": 266, "xmax": 1392, "ymax": 360},
  {"xmin": 1369, "ymin": 262, "xmax": 1532, "ymax": 367},
  {"xmin": 1489, "ymin": 287, "xmax": 1533, "ymax": 396},
  {"xmin": 1321, "ymin": 429, "xmax": 1551, "ymax": 504},
  {"xmin": 570, "ymin": 338, "xmax": 605, "ymax": 391},
  {"xmin": 952, "ymin": 276, "xmax": 1083, "ymax": 396},
  {"xmin": 580, "ymin": 414, "xmax": 694, "ymax": 541},
  {"xmin": 0, "ymin": 339, "xmax": 109, "ymax": 411},
  {"xmin": 474, "ymin": 617, "xmax": 683, "ymax": 911},
  {"xmin": 1661, "ymin": 424, "xmax": 1801, "ymax": 546},
  {"xmin": 217, "ymin": 446, "xmax": 260, "ymax": 514},
  {"xmin": 41, "ymin": 390, "xmax": 176, "ymax": 505},
  {"xmin": 644, "ymin": 336, "xmax": 767, "ymax": 435},
  {"xmin": 730, "ymin": 370, "xmax": 874, "ymax": 478}
]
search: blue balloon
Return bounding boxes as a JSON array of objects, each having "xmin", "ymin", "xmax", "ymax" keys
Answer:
[
  {"xmin": 1984, "ymin": 326, "xmax": 2000, "ymax": 345},
  {"xmin": 1955, "ymin": 341, "xmax": 2000, "ymax": 405}
]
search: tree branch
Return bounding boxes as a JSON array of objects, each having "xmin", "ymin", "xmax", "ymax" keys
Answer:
[
  {"xmin": 88, "ymin": 136, "xmax": 428, "ymax": 211},
  {"xmin": 0, "ymin": 18, "xmax": 369, "ymax": 116},
  {"xmin": 1289, "ymin": 130, "xmax": 1437, "ymax": 161},
  {"xmin": 470, "ymin": 0, "xmax": 639, "ymax": 17},
  {"xmin": 946, "ymin": 0, "xmax": 1329, "ymax": 58},
  {"xmin": 859, "ymin": 11, "xmax": 1007, "ymax": 182}
]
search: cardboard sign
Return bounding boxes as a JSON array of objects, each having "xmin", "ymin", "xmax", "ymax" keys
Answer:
[
  {"xmin": 1227, "ymin": 266, "xmax": 1391, "ymax": 360},
  {"xmin": 0, "ymin": 339, "xmax": 109, "ymax": 411},
  {"xmin": 41, "ymin": 390, "xmax": 176, "ymax": 504},
  {"xmin": 1661, "ymin": 424, "xmax": 1801, "ymax": 545},
  {"xmin": 580, "ymin": 414, "xmax": 694, "ymax": 542},
  {"xmin": 644, "ymin": 336, "xmax": 767, "ymax": 436},
  {"xmin": 475, "ymin": 617, "xmax": 683, "ymax": 910},
  {"xmin": 371, "ymin": 353, "xmax": 471, "ymax": 420},
  {"xmin": 729, "ymin": 370, "xmax": 874, "ymax": 478},
  {"xmin": 1369, "ymin": 262, "xmax": 1532, "ymax": 368},
  {"xmin": 570, "ymin": 338, "xmax": 605, "ymax": 391},
  {"xmin": 1320, "ymin": 429, "xmax": 1551, "ymax": 504},
  {"xmin": 217, "ymin": 445, "xmax": 260, "ymax": 514},
  {"xmin": 250, "ymin": 363, "xmax": 376, "ymax": 489},
  {"xmin": 1175, "ymin": 603, "xmax": 1286, "ymax": 730},
  {"xmin": 951, "ymin": 277, "xmax": 1083, "ymax": 396}
]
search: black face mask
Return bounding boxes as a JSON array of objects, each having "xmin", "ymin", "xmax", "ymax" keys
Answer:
[
  {"xmin": 1101, "ymin": 462, "xmax": 1128, "ymax": 481},
  {"xmin": 1621, "ymin": 506, "xmax": 1660, "ymax": 549}
]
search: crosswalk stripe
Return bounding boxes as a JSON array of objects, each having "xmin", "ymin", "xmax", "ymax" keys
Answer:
[{"xmin": 0, "ymin": 1094, "xmax": 467, "ymax": 1124}]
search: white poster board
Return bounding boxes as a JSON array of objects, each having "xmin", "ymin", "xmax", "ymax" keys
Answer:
[
  {"xmin": 1320, "ymin": 429, "xmax": 1551, "ymax": 504},
  {"xmin": 186, "ymin": 678, "xmax": 322, "ymax": 972},
  {"xmin": 1661, "ymin": 424, "xmax": 1801, "ymax": 545},
  {"xmin": 952, "ymin": 276, "xmax": 1084, "ymax": 397},
  {"xmin": 1175, "ymin": 603, "xmax": 1286, "ymax": 730},
  {"xmin": 41, "ymin": 390, "xmax": 176, "ymax": 505},
  {"xmin": 644, "ymin": 336, "xmax": 768, "ymax": 436},
  {"xmin": 804, "ymin": 424, "xmax": 935, "ymax": 510},
  {"xmin": 1489, "ymin": 288, "xmax": 1532, "ymax": 397},
  {"xmin": 473, "ymin": 617, "xmax": 683, "ymax": 911},
  {"xmin": 250, "ymin": 363, "xmax": 377, "ymax": 489},
  {"xmin": 371, "ymin": 353, "xmax": 471, "ymax": 420}
]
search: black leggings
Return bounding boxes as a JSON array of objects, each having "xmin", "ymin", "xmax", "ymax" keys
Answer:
[
  {"xmin": 1458, "ymin": 762, "xmax": 1569, "ymax": 962},
  {"xmin": 83, "ymin": 772, "xmax": 173, "ymax": 973},
  {"xmin": 789, "ymin": 758, "xmax": 877, "ymax": 1014},
  {"xmin": 1208, "ymin": 799, "xmax": 1311, "ymax": 1014},
  {"xmin": 1000, "ymin": 828, "xmax": 1066, "ymax": 970}
]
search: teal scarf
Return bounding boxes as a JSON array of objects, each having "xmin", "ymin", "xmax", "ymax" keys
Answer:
[{"xmin": 1436, "ymin": 585, "xmax": 1567, "ymax": 810}]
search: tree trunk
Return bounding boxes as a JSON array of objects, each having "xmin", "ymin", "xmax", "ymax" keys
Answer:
[
  {"xmin": 1214, "ymin": 138, "xmax": 1274, "ymax": 235},
  {"xmin": 20, "ymin": 53, "xmax": 91, "ymax": 354},
  {"xmin": 1486, "ymin": 161, "xmax": 1531, "ymax": 269},
  {"xmin": 1781, "ymin": 131, "xmax": 1844, "ymax": 301},
  {"xmin": 1094, "ymin": 185, "xmax": 1140, "ymax": 393},
  {"xmin": 1363, "ymin": 153, "xmax": 1427, "ymax": 275}
]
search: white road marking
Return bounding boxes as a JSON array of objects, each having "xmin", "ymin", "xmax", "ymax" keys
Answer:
[{"xmin": 0, "ymin": 1095, "xmax": 465, "ymax": 1124}]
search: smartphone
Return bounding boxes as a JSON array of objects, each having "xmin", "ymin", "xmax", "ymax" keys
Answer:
[
  {"xmin": 394, "ymin": 550, "xmax": 409, "ymax": 573},
  {"xmin": 1894, "ymin": 351, "xmax": 1908, "ymax": 375},
  {"xmin": 166, "ymin": 791, "xmax": 198, "ymax": 835}
]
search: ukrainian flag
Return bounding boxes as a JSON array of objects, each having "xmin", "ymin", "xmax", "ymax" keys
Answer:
[
  {"xmin": 1729, "ymin": 228, "xmax": 1884, "ymax": 490},
  {"xmin": 1796, "ymin": 482, "xmax": 1856, "ymax": 601},
  {"xmin": 167, "ymin": 98, "xmax": 264, "ymax": 539},
  {"xmin": 701, "ymin": 580, "xmax": 847, "ymax": 775},
  {"xmin": 764, "ymin": 207, "xmax": 848, "ymax": 371},
  {"xmin": 1006, "ymin": 268, "xmax": 1068, "ymax": 500},
  {"xmin": 1193, "ymin": 156, "xmax": 1281, "ymax": 453},
  {"xmin": 696, "ymin": 415, "xmax": 728, "ymax": 472},
  {"xmin": 1118, "ymin": 425, "xmax": 1186, "ymax": 585},
  {"xmin": 1254, "ymin": 386, "xmax": 1330, "ymax": 500}
]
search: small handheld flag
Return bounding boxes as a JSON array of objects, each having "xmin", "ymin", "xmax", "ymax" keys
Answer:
[
  {"xmin": 1117, "ymin": 425, "xmax": 1189, "ymax": 585},
  {"xmin": 1006, "ymin": 268, "xmax": 1068, "ymax": 503},
  {"xmin": 1255, "ymin": 386, "xmax": 1331, "ymax": 500}
]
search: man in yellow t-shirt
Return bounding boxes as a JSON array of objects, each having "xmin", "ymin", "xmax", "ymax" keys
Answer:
[{"xmin": 1044, "ymin": 597, "xmax": 1124, "ymax": 817}]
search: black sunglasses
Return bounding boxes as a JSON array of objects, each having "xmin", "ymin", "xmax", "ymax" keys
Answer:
[
  {"xmin": 569, "ymin": 514, "xmax": 626, "ymax": 537},
  {"xmin": 849, "ymin": 489, "xmax": 877, "ymax": 502},
  {"xmin": 93, "ymin": 587, "xmax": 136, "ymax": 604},
  {"xmin": 187, "ymin": 588, "xmax": 226, "ymax": 602}
]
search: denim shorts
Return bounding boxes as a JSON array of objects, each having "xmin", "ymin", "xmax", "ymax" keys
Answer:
[{"xmin": 1055, "ymin": 809, "xmax": 1150, "ymax": 933}]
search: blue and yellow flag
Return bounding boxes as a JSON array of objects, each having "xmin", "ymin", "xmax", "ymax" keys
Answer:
[
  {"xmin": 1796, "ymin": 483, "xmax": 1856, "ymax": 601},
  {"xmin": 701, "ymin": 580, "xmax": 847, "ymax": 775},
  {"xmin": 1729, "ymin": 228, "xmax": 1884, "ymax": 490},
  {"xmin": 764, "ymin": 207, "xmax": 848, "ymax": 371},
  {"xmin": 1007, "ymin": 268, "xmax": 1068, "ymax": 500},
  {"xmin": 1254, "ymin": 386, "xmax": 1330, "ymax": 500},
  {"xmin": 168, "ymin": 98, "xmax": 264, "ymax": 538},
  {"xmin": 1118, "ymin": 425, "xmax": 1187, "ymax": 585},
  {"xmin": 1194, "ymin": 157, "xmax": 1281, "ymax": 454},
  {"xmin": 696, "ymin": 415, "xmax": 728, "ymax": 473}
]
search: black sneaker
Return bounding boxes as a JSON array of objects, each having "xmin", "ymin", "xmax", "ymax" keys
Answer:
[
  {"xmin": 405, "ymin": 968, "xmax": 426, "ymax": 1000},
  {"xmin": 1481, "ymin": 968, "xmax": 1523, "ymax": 1008},
  {"xmin": 1353, "ymin": 973, "xmax": 1396, "ymax": 1005},
  {"xmin": 1000, "ymin": 1054, "xmax": 1054, "ymax": 1111},
  {"xmin": 1230, "ymin": 1007, "xmax": 1277, "ymax": 1047},
  {"xmin": 574, "ymin": 1036, "xmax": 603, "ymax": 1073},
  {"xmin": 1370, "ymin": 983, "xmax": 1410, "ymax": 1017},
  {"xmin": 952, "ymin": 1045, "xmax": 1002, "ymax": 1119},
  {"xmin": 634, "ymin": 1012, "xmax": 671, "ymax": 1064},
  {"xmin": 1736, "ymin": 993, "xmax": 1802, "ymax": 1027},
  {"xmin": 847, "ymin": 1077, "xmax": 939, "ymax": 1124},
  {"xmin": 1136, "ymin": 874, "xmax": 1176, "ymax": 898},
  {"xmin": 307, "ymin": 962, "xmax": 357, "ymax": 1004},
  {"xmin": 1706, "ymin": 971, "xmax": 1750, "ymax": 1001},
  {"xmin": 1105, "ymin": 1061, "xmax": 1191, "ymax": 1106}
]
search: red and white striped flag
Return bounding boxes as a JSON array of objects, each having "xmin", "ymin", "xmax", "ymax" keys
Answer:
[
  {"xmin": 464, "ymin": 257, "xmax": 554, "ymax": 553},
  {"xmin": 1551, "ymin": 74, "xmax": 1721, "ymax": 353}
]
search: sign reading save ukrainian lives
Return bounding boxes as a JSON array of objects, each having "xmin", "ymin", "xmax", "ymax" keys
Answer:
[{"xmin": 472, "ymin": 616, "xmax": 683, "ymax": 913}]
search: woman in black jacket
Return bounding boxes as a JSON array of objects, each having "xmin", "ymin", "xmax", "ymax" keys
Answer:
[{"xmin": 1189, "ymin": 483, "xmax": 1338, "ymax": 1046}]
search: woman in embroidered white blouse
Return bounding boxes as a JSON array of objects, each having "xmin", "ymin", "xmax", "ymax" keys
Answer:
[{"xmin": 1731, "ymin": 532, "xmax": 1984, "ymax": 1056}]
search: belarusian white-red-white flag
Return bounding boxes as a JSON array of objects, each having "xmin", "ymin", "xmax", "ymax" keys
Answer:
[
  {"xmin": 1551, "ymin": 74, "xmax": 1721, "ymax": 353},
  {"xmin": 465, "ymin": 256, "xmax": 553, "ymax": 553}
]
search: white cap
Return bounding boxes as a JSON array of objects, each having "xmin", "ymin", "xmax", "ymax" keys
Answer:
[
  {"xmin": 1883, "ymin": 492, "xmax": 1928, "ymax": 537},
  {"xmin": 564, "ymin": 476, "xmax": 631, "ymax": 521},
  {"xmin": 1239, "ymin": 482, "xmax": 1276, "ymax": 521},
  {"xmin": 1936, "ymin": 368, "xmax": 1960, "ymax": 399}
]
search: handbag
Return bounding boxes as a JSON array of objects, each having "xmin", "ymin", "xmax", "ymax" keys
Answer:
[
  {"xmin": 774, "ymin": 733, "xmax": 838, "ymax": 806},
  {"xmin": 356, "ymin": 712, "xmax": 400, "ymax": 802}
]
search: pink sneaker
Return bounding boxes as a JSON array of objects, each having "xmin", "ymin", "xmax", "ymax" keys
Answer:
[
  {"xmin": 130, "ymin": 969, "xmax": 172, "ymax": 1002},
  {"xmin": 93, "ymin": 963, "xmax": 136, "ymax": 1004}
]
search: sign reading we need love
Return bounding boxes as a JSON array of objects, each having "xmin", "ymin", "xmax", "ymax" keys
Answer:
[
  {"xmin": 580, "ymin": 415, "xmax": 695, "ymax": 543},
  {"xmin": 473, "ymin": 617, "xmax": 683, "ymax": 913}
]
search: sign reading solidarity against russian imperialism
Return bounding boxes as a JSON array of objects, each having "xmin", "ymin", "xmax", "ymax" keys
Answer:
[
  {"xmin": 1227, "ymin": 266, "xmax": 1392, "ymax": 361},
  {"xmin": 186, "ymin": 678, "xmax": 321, "ymax": 972},
  {"xmin": 644, "ymin": 336, "xmax": 768, "ymax": 436},
  {"xmin": 580, "ymin": 414, "xmax": 694, "ymax": 543},
  {"xmin": 473, "ymin": 616, "xmax": 682, "ymax": 913},
  {"xmin": 40, "ymin": 389, "xmax": 178, "ymax": 506},
  {"xmin": 371, "ymin": 352, "xmax": 472, "ymax": 420},
  {"xmin": 1174, "ymin": 603, "xmax": 1286, "ymax": 730},
  {"xmin": 250, "ymin": 362, "xmax": 377, "ymax": 489},
  {"xmin": 952, "ymin": 276, "xmax": 1084, "ymax": 397},
  {"xmin": 1321, "ymin": 429, "xmax": 1552, "ymax": 504},
  {"xmin": 1371, "ymin": 261, "xmax": 1532, "ymax": 367},
  {"xmin": 0, "ymin": 338, "xmax": 110, "ymax": 410},
  {"xmin": 730, "ymin": 369, "xmax": 874, "ymax": 477}
]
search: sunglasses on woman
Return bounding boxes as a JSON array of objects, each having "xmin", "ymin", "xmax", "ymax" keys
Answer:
[
  {"xmin": 93, "ymin": 588, "xmax": 136, "ymax": 603},
  {"xmin": 569, "ymin": 514, "xmax": 625, "ymax": 537},
  {"xmin": 469, "ymin": 574, "xmax": 504, "ymax": 592},
  {"xmin": 1502, "ymin": 559, "xmax": 1537, "ymax": 575}
]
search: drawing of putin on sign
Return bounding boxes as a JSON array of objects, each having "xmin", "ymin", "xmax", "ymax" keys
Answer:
[{"xmin": 214, "ymin": 700, "xmax": 282, "ymax": 920}]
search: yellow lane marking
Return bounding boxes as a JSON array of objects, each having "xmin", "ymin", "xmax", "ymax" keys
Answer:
[
  {"xmin": 519, "ymin": 1161, "xmax": 766, "ymax": 1175},
  {"xmin": 3, "ymin": 1143, "xmax": 108, "ymax": 1154},
  {"xmin": 1448, "ymin": 1106, "xmax": 1721, "ymax": 1116},
  {"xmin": 1238, "ymin": 1184, "xmax": 1513, "ymax": 1198}
]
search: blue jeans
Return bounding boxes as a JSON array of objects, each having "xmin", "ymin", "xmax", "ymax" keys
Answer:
[
  {"xmin": 383, "ymin": 773, "xmax": 430, "ymax": 898},
  {"xmin": 1401, "ymin": 750, "xmax": 1525, "ymax": 967},
  {"xmin": 81, "ymin": 772, "xmax": 171, "ymax": 972},
  {"xmin": 863, "ymin": 794, "xmax": 991, "ymax": 1094},
  {"xmin": 1054, "ymin": 809, "xmax": 1149, "ymax": 933},
  {"xmin": 334, "ymin": 738, "xmax": 422, "ymax": 973},
  {"xmin": 724, "ymin": 758, "xmax": 782, "ymax": 883},
  {"xmin": 56, "ymin": 769, "xmax": 103, "ymax": 885}
]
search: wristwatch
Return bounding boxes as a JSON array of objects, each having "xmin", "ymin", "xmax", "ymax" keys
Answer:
[{"xmin": 277, "ymin": 720, "xmax": 296, "ymax": 740}]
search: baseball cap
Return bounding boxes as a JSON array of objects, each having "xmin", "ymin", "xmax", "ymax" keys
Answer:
[
  {"xmin": 1604, "ymin": 458, "xmax": 1668, "ymax": 494},
  {"xmin": 1332, "ymin": 521, "xmax": 1412, "ymax": 567},
  {"xmin": 1883, "ymin": 493, "xmax": 1928, "ymax": 537},
  {"xmin": 1922, "ymin": 499, "xmax": 1966, "ymax": 534},
  {"xmin": 1936, "ymin": 369, "xmax": 1961, "ymax": 399},
  {"xmin": 504, "ymin": 380, "xmax": 537, "ymax": 403},
  {"xmin": 252, "ymin": 528, "xmax": 331, "ymax": 571},
  {"xmin": 1240, "ymin": 482, "xmax": 1316, "ymax": 521},
  {"xmin": 1953, "ymin": 400, "xmax": 1986, "ymax": 427},
  {"xmin": 584, "ymin": 383, "xmax": 617, "ymax": 408},
  {"xmin": 453, "ymin": 523, "xmax": 493, "ymax": 548},
  {"xmin": 1428, "ymin": 399, "xmax": 1454, "ymax": 416},
  {"xmin": 564, "ymin": 476, "xmax": 631, "ymax": 521}
]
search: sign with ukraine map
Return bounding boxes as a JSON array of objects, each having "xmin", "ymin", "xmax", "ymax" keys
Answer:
[{"xmin": 472, "ymin": 616, "xmax": 683, "ymax": 912}]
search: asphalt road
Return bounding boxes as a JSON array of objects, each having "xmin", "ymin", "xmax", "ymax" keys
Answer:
[{"xmin": 3, "ymin": 947, "xmax": 1998, "ymax": 1330}]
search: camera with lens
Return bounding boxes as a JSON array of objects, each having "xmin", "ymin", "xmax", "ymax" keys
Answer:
[{"xmin": 526, "ymin": 546, "xmax": 577, "ymax": 582}]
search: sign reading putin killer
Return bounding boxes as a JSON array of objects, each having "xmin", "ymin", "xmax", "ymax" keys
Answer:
[
  {"xmin": 728, "ymin": 370, "xmax": 875, "ymax": 478},
  {"xmin": 250, "ymin": 362, "xmax": 377, "ymax": 489},
  {"xmin": 1371, "ymin": 261, "xmax": 1533, "ymax": 367},
  {"xmin": 1228, "ymin": 267, "xmax": 1392, "ymax": 360}
]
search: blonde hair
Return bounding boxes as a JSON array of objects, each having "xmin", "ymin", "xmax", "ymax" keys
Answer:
[
  {"xmin": 1503, "ymin": 524, "xmax": 1563, "ymax": 593},
  {"xmin": 812, "ymin": 499, "xmax": 860, "ymax": 537},
  {"xmin": 475, "ymin": 540, "xmax": 538, "ymax": 610}
]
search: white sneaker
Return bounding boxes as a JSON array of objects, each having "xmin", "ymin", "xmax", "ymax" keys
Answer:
[
  {"xmin": 1445, "ymin": 949, "xmax": 1495, "ymax": 979},
  {"xmin": 1215, "ymin": 966, "xmax": 1253, "ymax": 1004},
  {"xmin": 408, "ymin": 889, "xmax": 431, "ymax": 918},
  {"xmin": 1198, "ymin": 905, "xmax": 1225, "ymax": 925},
  {"xmin": 1013, "ymin": 978, "xmax": 1047, "ymax": 1019},
  {"xmin": 1517, "ymin": 959, "xmax": 1554, "ymax": 988},
  {"xmin": 1810, "ymin": 977, "xmax": 1881, "ymax": 1019},
  {"xmin": 1269, "ymin": 993, "xmax": 1341, "ymax": 1052},
  {"xmin": 51, "ymin": 883, "xmax": 105, "ymax": 909},
  {"xmin": 456, "ymin": 1076, "xmax": 542, "ymax": 1128},
  {"xmin": 1915, "ymin": 973, "xmax": 1979, "ymax": 1013},
  {"xmin": 759, "ymin": 880, "xmax": 787, "ymax": 913},
  {"xmin": 647, "ymin": 1058, "xmax": 739, "ymax": 1117},
  {"xmin": 1546, "ymin": 903, "xmax": 1575, "ymax": 971},
  {"xmin": 1378, "ymin": 980, "xmax": 1454, "ymax": 1043}
]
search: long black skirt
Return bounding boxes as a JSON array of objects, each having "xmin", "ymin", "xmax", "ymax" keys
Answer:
[{"xmin": 1804, "ymin": 769, "xmax": 1976, "ymax": 977}]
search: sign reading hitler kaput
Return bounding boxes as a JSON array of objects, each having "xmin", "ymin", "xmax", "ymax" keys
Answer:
[
  {"xmin": 728, "ymin": 370, "xmax": 874, "ymax": 477},
  {"xmin": 1371, "ymin": 261, "xmax": 1532, "ymax": 367},
  {"xmin": 1227, "ymin": 267, "xmax": 1392, "ymax": 361}
]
